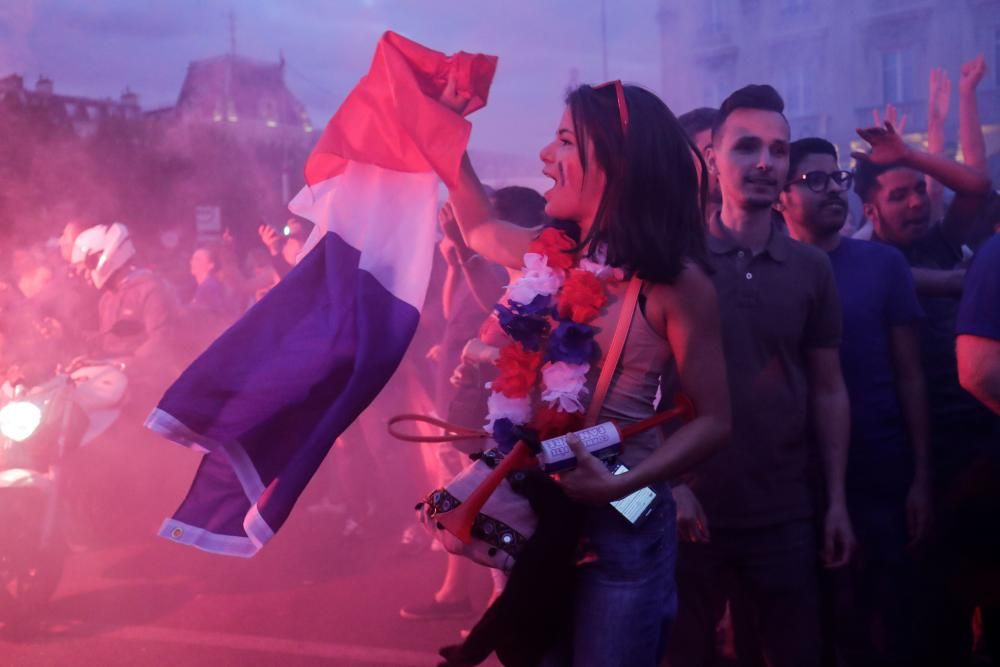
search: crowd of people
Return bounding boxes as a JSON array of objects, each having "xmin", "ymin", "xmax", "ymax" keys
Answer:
[
  {"xmin": 413, "ymin": 57, "xmax": 1000, "ymax": 667},
  {"xmin": 0, "ymin": 50, "xmax": 998, "ymax": 667},
  {"xmin": 0, "ymin": 214, "xmax": 321, "ymax": 541},
  {"xmin": 0, "ymin": 216, "xmax": 313, "ymax": 397}
]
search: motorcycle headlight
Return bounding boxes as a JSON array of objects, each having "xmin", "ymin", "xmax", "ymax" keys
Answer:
[{"xmin": 0, "ymin": 401, "xmax": 43, "ymax": 442}]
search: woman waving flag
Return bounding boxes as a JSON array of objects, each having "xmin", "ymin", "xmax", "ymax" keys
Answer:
[{"xmin": 146, "ymin": 32, "xmax": 497, "ymax": 557}]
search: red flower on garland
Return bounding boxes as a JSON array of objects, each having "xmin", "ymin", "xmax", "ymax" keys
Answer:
[
  {"xmin": 532, "ymin": 405, "xmax": 585, "ymax": 441},
  {"xmin": 528, "ymin": 228, "xmax": 576, "ymax": 271},
  {"xmin": 557, "ymin": 269, "xmax": 608, "ymax": 323},
  {"xmin": 492, "ymin": 343, "xmax": 543, "ymax": 398}
]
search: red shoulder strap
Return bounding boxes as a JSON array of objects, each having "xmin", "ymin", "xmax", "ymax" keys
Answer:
[{"xmin": 585, "ymin": 274, "xmax": 641, "ymax": 426}]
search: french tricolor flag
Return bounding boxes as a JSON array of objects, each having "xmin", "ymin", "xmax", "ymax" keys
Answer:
[{"xmin": 146, "ymin": 32, "xmax": 497, "ymax": 557}]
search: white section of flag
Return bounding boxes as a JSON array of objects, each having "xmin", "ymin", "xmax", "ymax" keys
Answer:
[{"xmin": 289, "ymin": 161, "xmax": 440, "ymax": 311}]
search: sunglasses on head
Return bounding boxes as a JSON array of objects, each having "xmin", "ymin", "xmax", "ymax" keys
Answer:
[{"xmin": 593, "ymin": 80, "xmax": 629, "ymax": 136}]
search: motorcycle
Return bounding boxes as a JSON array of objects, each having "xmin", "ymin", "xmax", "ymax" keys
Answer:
[{"xmin": 0, "ymin": 361, "xmax": 127, "ymax": 620}]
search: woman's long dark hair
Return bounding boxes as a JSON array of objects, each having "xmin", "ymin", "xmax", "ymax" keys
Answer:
[{"xmin": 565, "ymin": 84, "xmax": 708, "ymax": 285}]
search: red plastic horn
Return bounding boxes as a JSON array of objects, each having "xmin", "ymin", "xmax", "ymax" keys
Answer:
[{"xmin": 437, "ymin": 393, "xmax": 696, "ymax": 544}]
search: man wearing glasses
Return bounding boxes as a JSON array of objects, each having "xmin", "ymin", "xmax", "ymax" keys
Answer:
[{"xmin": 779, "ymin": 137, "xmax": 929, "ymax": 665}]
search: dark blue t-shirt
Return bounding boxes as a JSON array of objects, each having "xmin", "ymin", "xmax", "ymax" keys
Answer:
[
  {"xmin": 957, "ymin": 234, "xmax": 1000, "ymax": 341},
  {"xmin": 828, "ymin": 238, "xmax": 924, "ymax": 494},
  {"xmin": 882, "ymin": 225, "xmax": 995, "ymax": 432}
]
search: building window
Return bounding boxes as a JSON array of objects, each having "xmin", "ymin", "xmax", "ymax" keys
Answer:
[
  {"xmin": 776, "ymin": 64, "xmax": 813, "ymax": 116},
  {"xmin": 259, "ymin": 97, "xmax": 278, "ymax": 127},
  {"xmin": 881, "ymin": 48, "xmax": 914, "ymax": 103}
]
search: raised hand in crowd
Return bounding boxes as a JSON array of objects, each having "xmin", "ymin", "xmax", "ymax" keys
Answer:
[
  {"xmin": 438, "ymin": 201, "xmax": 464, "ymax": 247},
  {"xmin": 959, "ymin": 53, "xmax": 987, "ymax": 96},
  {"xmin": 438, "ymin": 202, "xmax": 471, "ymax": 266},
  {"xmin": 438, "ymin": 199, "xmax": 507, "ymax": 315},
  {"xmin": 959, "ymin": 54, "xmax": 989, "ymax": 177},
  {"xmin": 927, "ymin": 67, "xmax": 951, "ymax": 219},
  {"xmin": 928, "ymin": 67, "xmax": 952, "ymax": 128},
  {"xmin": 872, "ymin": 103, "xmax": 907, "ymax": 136},
  {"xmin": 853, "ymin": 121, "xmax": 910, "ymax": 166},
  {"xmin": 438, "ymin": 202, "xmax": 463, "ymax": 318},
  {"xmin": 855, "ymin": 118, "xmax": 990, "ymax": 294},
  {"xmin": 257, "ymin": 224, "xmax": 282, "ymax": 257},
  {"xmin": 854, "ymin": 118, "xmax": 991, "ymax": 210},
  {"xmin": 257, "ymin": 223, "xmax": 294, "ymax": 278}
]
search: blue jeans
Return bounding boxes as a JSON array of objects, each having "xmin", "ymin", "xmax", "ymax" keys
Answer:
[{"xmin": 541, "ymin": 495, "xmax": 678, "ymax": 667}]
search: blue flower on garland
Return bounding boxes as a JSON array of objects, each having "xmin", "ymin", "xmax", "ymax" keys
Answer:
[
  {"xmin": 491, "ymin": 418, "xmax": 519, "ymax": 454},
  {"xmin": 509, "ymin": 293, "xmax": 553, "ymax": 318},
  {"xmin": 546, "ymin": 320, "xmax": 597, "ymax": 365},
  {"xmin": 496, "ymin": 303, "xmax": 550, "ymax": 351}
]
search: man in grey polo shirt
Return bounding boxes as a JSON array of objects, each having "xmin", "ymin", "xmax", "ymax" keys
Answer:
[{"xmin": 666, "ymin": 85, "xmax": 853, "ymax": 667}]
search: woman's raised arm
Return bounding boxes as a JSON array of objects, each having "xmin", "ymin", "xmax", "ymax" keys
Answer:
[{"xmin": 440, "ymin": 74, "xmax": 536, "ymax": 269}]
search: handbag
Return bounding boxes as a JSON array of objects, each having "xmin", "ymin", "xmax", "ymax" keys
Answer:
[{"xmin": 390, "ymin": 275, "xmax": 643, "ymax": 572}]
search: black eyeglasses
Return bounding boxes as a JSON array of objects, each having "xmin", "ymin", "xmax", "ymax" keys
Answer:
[{"xmin": 790, "ymin": 170, "xmax": 854, "ymax": 193}]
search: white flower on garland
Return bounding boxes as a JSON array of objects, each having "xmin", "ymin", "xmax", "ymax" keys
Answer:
[
  {"xmin": 579, "ymin": 244, "xmax": 625, "ymax": 281},
  {"xmin": 506, "ymin": 253, "xmax": 563, "ymax": 305},
  {"xmin": 540, "ymin": 361, "xmax": 590, "ymax": 413},
  {"xmin": 484, "ymin": 391, "xmax": 533, "ymax": 431}
]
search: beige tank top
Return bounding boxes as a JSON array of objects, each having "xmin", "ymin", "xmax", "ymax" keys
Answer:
[{"xmin": 596, "ymin": 294, "xmax": 677, "ymax": 470}]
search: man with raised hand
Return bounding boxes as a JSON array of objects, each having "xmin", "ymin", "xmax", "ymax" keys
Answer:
[{"xmin": 854, "ymin": 104, "xmax": 998, "ymax": 667}]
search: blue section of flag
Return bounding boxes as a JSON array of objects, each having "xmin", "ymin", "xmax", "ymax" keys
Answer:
[{"xmin": 147, "ymin": 230, "xmax": 420, "ymax": 556}]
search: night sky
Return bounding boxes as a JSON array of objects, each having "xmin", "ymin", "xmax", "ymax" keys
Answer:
[{"xmin": 0, "ymin": 0, "xmax": 662, "ymax": 158}]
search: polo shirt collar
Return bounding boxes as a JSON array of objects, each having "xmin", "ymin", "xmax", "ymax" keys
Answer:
[{"xmin": 707, "ymin": 213, "xmax": 789, "ymax": 263}]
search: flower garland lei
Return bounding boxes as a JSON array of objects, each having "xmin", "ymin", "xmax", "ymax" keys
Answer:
[{"xmin": 485, "ymin": 222, "xmax": 623, "ymax": 452}]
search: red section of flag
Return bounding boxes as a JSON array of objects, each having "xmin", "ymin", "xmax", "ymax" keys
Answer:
[{"xmin": 304, "ymin": 31, "xmax": 498, "ymax": 189}]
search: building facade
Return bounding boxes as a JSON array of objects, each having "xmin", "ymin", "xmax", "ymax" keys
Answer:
[
  {"xmin": 146, "ymin": 53, "xmax": 315, "ymax": 205},
  {"xmin": 0, "ymin": 73, "xmax": 142, "ymax": 137},
  {"xmin": 658, "ymin": 0, "xmax": 1000, "ymax": 177},
  {"xmin": 0, "ymin": 51, "xmax": 317, "ymax": 244}
]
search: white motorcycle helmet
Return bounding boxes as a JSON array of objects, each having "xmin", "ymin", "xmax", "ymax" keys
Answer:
[{"xmin": 71, "ymin": 223, "xmax": 135, "ymax": 290}]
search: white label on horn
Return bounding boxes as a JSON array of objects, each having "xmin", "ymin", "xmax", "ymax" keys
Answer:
[{"xmin": 538, "ymin": 421, "xmax": 621, "ymax": 473}]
